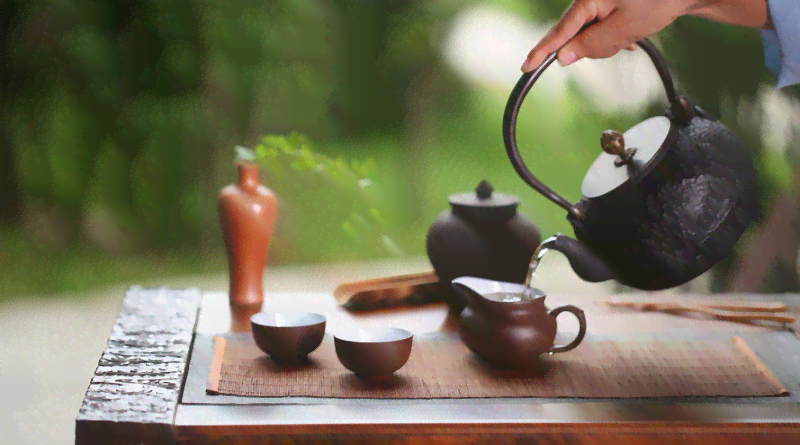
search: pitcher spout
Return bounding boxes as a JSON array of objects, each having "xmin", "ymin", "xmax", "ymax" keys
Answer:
[
  {"xmin": 450, "ymin": 276, "xmax": 537, "ymax": 315},
  {"xmin": 450, "ymin": 277, "xmax": 487, "ymax": 309}
]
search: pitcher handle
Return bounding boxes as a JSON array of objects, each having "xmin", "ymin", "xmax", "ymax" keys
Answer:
[
  {"xmin": 502, "ymin": 19, "xmax": 680, "ymax": 218},
  {"xmin": 547, "ymin": 305, "xmax": 587, "ymax": 354}
]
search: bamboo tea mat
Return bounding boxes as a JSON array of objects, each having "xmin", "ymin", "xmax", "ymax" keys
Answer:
[{"xmin": 206, "ymin": 335, "xmax": 789, "ymax": 399}]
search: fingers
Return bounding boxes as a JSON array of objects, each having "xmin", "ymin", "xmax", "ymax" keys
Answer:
[
  {"xmin": 521, "ymin": 1, "xmax": 597, "ymax": 73},
  {"xmin": 558, "ymin": 9, "xmax": 643, "ymax": 66},
  {"xmin": 625, "ymin": 43, "xmax": 638, "ymax": 51}
]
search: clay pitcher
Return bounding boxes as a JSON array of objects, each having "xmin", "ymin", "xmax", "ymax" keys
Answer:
[
  {"xmin": 451, "ymin": 276, "xmax": 587, "ymax": 371},
  {"xmin": 218, "ymin": 162, "xmax": 278, "ymax": 307}
]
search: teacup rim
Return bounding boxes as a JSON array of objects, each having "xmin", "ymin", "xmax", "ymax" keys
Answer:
[
  {"xmin": 333, "ymin": 327, "xmax": 413, "ymax": 344},
  {"xmin": 251, "ymin": 311, "xmax": 327, "ymax": 328}
]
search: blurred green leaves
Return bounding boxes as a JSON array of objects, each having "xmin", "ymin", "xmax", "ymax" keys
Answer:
[
  {"xmin": 2, "ymin": 0, "xmax": 794, "ymax": 298},
  {"xmin": 242, "ymin": 132, "xmax": 409, "ymax": 264}
]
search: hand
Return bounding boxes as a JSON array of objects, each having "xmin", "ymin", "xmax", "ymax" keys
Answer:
[
  {"xmin": 520, "ymin": 0, "xmax": 771, "ymax": 73},
  {"xmin": 521, "ymin": 0, "xmax": 695, "ymax": 72}
]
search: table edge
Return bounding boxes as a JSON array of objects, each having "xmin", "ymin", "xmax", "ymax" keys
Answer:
[{"xmin": 174, "ymin": 403, "xmax": 800, "ymax": 434}]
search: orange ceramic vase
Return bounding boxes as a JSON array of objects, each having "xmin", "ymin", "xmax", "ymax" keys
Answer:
[{"xmin": 218, "ymin": 163, "xmax": 278, "ymax": 307}]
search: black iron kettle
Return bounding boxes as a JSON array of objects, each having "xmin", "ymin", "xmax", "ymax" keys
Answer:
[{"xmin": 502, "ymin": 25, "xmax": 760, "ymax": 290}]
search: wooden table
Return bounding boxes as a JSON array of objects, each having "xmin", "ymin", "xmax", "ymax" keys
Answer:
[{"xmin": 75, "ymin": 268, "xmax": 800, "ymax": 444}]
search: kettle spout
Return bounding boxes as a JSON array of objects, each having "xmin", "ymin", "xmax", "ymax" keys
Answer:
[{"xmin": 534, "ymin": 234, "xmax": 617, "ymax": 283}]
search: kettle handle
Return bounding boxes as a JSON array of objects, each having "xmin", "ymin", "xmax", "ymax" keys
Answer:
[{"xmin": 502, "ymin": 20, "xmax": 680, "ymax": 217}]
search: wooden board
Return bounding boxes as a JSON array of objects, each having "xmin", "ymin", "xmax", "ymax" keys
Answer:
[
  {"xmin": 77, "ymin": 286, "xmax": 800, "ymax": 444},
  {"xmin": 177, "ymin": 291, "xmax": 800, "ymax": 443}
]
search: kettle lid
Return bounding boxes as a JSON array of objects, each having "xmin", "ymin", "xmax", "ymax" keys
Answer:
[
  {"xmin": 581, "ymin": 116, "xmax": 677, "ymax": 199},
  {"xmin": 449, "ymin": 180, "xmax": 519, "ymax": 219}
]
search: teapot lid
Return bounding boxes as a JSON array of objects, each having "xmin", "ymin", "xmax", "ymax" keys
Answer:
[
  {"xmin": 581, "ymin": 116, "xmax": 677, "ymax": 199},
  {"xmin": 449, "ymin": 180, "xmax": 519, "ymax": 220}
]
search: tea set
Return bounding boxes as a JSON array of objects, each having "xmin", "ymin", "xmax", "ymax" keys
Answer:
[{"xmin": 250, "ymin": 22, "xmax": 760, "ymax": 374}]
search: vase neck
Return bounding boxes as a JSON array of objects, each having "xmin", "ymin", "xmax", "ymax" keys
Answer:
[{"xmin": 238, "ymin": 163, "xmax": 260, "ymax": 193}]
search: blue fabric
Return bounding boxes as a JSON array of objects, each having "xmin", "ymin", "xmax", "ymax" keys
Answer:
[{"xmin": 761, "ymin": 0, "xmax": 800, "ymax": 88}]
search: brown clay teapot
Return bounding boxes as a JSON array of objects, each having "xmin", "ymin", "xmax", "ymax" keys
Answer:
[
  {"xmin": 426, "ymin": 180, "xmax": 542, "ymax": 310},
  {"xmin": 451, "ymin": 276, "xmax": 587, "ymax": 371}
]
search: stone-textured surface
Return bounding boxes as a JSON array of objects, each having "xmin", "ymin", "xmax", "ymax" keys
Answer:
[{"xmin": 75, "ymin": 286, "xmax": 201, "ymax": 444}]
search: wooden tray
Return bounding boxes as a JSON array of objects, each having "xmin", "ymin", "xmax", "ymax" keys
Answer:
[{"xmin": 333, "ymin": 271, "xmax": 442, "ymax": 311}]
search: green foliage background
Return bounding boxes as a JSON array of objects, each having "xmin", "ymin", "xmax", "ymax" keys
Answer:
[{"xmin": 1, "ymin": 0, "xmax": 796, "ymax": 297}]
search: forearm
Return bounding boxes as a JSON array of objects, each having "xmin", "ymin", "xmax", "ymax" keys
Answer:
[
  {"xmin": 685, "ymin": 0, "xmax": 772, "ymax": 29},
  {"xmin": 521, "ymin": 0, "xmax": 778, "ymax": 73}
]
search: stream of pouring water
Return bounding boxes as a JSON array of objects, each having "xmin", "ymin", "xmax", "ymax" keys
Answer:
[
  {"xmin": 489, "ymin": 237, "xmax": 557, "ymax": 302},
  {"xmin": 523, "ymin": 237, "xmax": 553, "ymax": 297}
]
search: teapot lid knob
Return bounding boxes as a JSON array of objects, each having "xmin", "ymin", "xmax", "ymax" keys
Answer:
[
  {"xmin": 448, "ymin": 179, "xmax": 519, "ymax": 220},
  {"xmin": 475, "ymin": 180, "xmax": 494, "ymax": 199},
  {"xmin": 601, "ymin": 129, "xmax": 637, "ymax": 166},
  {"xmin": 601, "ymin": 130, "xmax": 625, "ymax": 156}
]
